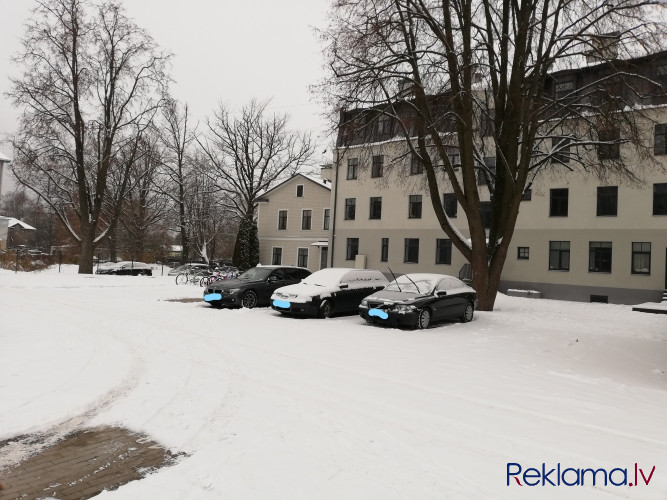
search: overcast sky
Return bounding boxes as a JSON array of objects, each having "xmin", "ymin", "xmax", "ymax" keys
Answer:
[{"xmin": 0, "ymin": 0, "xmax": 334, "ymax": 191}]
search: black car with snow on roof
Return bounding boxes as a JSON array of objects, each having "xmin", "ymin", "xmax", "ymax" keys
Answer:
[
  {"xmin": 203, "ymin": 265, "xmax": 311, "ymax": 309},
  {"xmin": 359, "ymin": 273, "xmax": 477, "ymax": 329},
  {"xmin": 271, "ymin": 268, "xmax": 389, "ymax": 318}
]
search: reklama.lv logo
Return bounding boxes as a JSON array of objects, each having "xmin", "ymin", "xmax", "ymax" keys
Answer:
[{"xmin": 507, "ymin": 463, "xmax": 656, "ymax": 487}]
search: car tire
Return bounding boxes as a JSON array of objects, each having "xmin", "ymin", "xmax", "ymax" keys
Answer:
[
  {"xmin": 461, "ymin": 302, "xmax": 474, "ymax": 323},
  {"xmin": 319, "ymin": 299, "xmax": 333, "ymax": 319},
  {"xmin": 175, "ymin": 273, "xmax": 188, "ymax": 285},
  {"xmin": 241, "ymin": 291, "xmax": 258, "ymax": 309},
  {"xmin": 417, "ymin": 308, "xmax": 431, "ymax": 330}
]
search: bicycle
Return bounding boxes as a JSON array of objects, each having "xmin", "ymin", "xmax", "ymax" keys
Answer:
[{"xmin": 176, "ymin": 269, "xmax": 210, "ymax": 285}]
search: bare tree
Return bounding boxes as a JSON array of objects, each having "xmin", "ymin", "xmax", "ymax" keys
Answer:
[
  {"xmin": 8, "ymin": 0, "xmax": 170, "ymax": 273},
  {"xmin": 320, "ymin": 0, "xmax": 666, "ymax": 310},
  {"xmin": 156, "ymin": 97, "xmax": 197, "ymax": 263},
  {"xmin": 198, "ymin": 99, "xmax": 315, "ymax": 221}
]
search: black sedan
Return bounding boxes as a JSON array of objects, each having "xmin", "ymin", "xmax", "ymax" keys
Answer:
[
  {"xmin": 203, "ymin": 266, "xmax": 311, "ymax": 309},
  {"xmin": 359, "ymin": 273, "xmax": 477, "ymax": 329},
  {"xmin": 96, "ymin": 261, "xmax": 153, "ymax": 276}
]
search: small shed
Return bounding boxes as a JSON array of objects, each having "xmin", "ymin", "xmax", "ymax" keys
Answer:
[{"xmin": 0, "ymin": 216, "xmax": 37, "ymax": 250}]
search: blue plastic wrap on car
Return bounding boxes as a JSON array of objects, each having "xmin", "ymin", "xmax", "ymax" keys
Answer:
[
  {"xmin": 204, "ymin": 293, "xmax": 222, "ymax": 302},
  {"xmin": 369, "ymin": 308, "xmax": 388, "ymax": 320},
  {"xmin": 273, "ymin": 299, "xmax": 290, "ymax": 309}
]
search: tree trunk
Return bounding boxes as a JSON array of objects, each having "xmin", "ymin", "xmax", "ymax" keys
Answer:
[{"xmin": 78, "ymin": 231, "xmax": 95, "ymax": 274}]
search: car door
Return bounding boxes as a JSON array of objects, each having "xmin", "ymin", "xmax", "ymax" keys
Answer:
[
  {"xmin": 431, "ymin": 280, "xmax": 453, "ymax": 320},
  {"xmin": 434, "ymin": 279, "xmax": 466, "ymax": 319},
  {"xmin": 262, "ymin": 269, "xmax": 289, "ymax": 303}
]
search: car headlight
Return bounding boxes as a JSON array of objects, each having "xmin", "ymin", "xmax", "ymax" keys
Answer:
[
  {"xmin": 360, "ymin": 299, "xmax": 368, "ymax": 307},
  {"xmin": 227, "ymin": 288, "xmax": 241, "ymax": 294},
  {"xmin": 394, "ymin": 304, "xmax": 416, "ymax": 314}
]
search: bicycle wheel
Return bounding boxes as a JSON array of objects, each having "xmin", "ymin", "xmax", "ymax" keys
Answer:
[{"xmin": 175, "ymin": 273, "xmax": 188, "ymax": 285}]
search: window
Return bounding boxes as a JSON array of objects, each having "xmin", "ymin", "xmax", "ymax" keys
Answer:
[
  {"xmin": 481, "ymin": 109, "xmax": 495, "ymax": 137},
  {"xmin": 443, "ymin": 193, "xmax": 457, "ymax": 218},
  {"xmin": 369, "ymin": 197, "xmax": 382, "ymax": 219},
  {"xmin": 552, "ymin": 137, "xmax": 571, "ymax": 164},
  {"xmin": 518, "ymin": 247, "xmax": 529, "ymax": 260},
  {"xmin": 447, "ymin": 152, "xmax": 461, "ymax": 167},
  {"xmin": 278, "ymin": 210, "xmax": 288, "ymax": 230},
  {"xmin": 296, "ymin": 185, "xmax": 304, "ymax": 197},
  {"xmin": 297, "ymin": 248, "xmax": 309, "ymax": 268},
  {"xmin": 371, "ymin": 155, "xmax": 384, "ymax": 178},
  {"xmin": 272, "ymin": 247, "xmax": 282, "ymax": 265},
  {"xmin": 346, "ymin": 238, "xmax": 359, "ymax": 260},
  {"xmin": 550, "ymin": 188, "xmax": 568, "ymax": 217},
  {"xmin": 554, "ymin": 80, "xmax": 575, "ymax": 101},
  {"xmin": 597, "ymin": 128, "xmax": 620, "ymax": 159},
  {"xmin": 435, "ymin": 239, "xmax": 452, "ymax": 265},
  {"xmin": 549, "ymin": 241, "xmax": 570, "ymax": 271},
  {"xmin": 596, "ymin": 186, "xmax": 618, "ymax": 216},
  {"xmin": 323, "ymin": 208, "xmax": 330, "ymax": 230},
  {"xmin": 654, "ymin": 124, "xmax": 667, "ymax": 155},
  {"xmin": 377, "ymin": 115, "xmax": 392, "ymax": 138},
  {"xmin": 478, "ymin": 157, "xmax": 496, "ymax": 185},
  {"xmin": 631, "ymin": 242, "xmax": 651, "ymax": 275},
  {"xmin": 522, "ymin": 188, "xmax": 532, "ymax": 201},
  {"xmin": 301, "ymin": 210, "xmax": 312, "ymax": 230},
  {"xmin": 589, "ymin": 242, "xmax": 612, "ymax": 273},
  {"xmin": 404, "ymin": 238, "xmax": 419, "ymax": 263},
  {"xmin": 344, "ymin": 198, "xmax": 356, "ymax": 220},
  {"xmin": 480, "ymin": 201, "xmax": 493, "ymax": 229},
  {"xmin": 410, "ymin": 156, "xmax": 423, "ymax": 175},
  {"xmin": 347, "ymin": 158, "xmax": 358, "ymax": 180},
  {"xmin": 408, "ymin": 195, "xmax": 422, "ymax": 218},
  {"xmin": 381, "ymin": 238, "xmax": 389, "ymax": 262},
  {"xmin": 654, "ymin": 183, "xmax": 667, "ymax": 215}
]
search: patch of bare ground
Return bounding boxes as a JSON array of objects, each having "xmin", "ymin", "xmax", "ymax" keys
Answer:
[
  {"xmin": 0, "ymin": 426, "xmax": 182, "ymax": 499},
  {"xmin": 163, "ymin": 297, "xmax": 201, "ymax": 303}
]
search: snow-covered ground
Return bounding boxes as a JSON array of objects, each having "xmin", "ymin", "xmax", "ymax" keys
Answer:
[{"xmin": 1, "ymin": 265, "xmax": 665, "ymax": 499}]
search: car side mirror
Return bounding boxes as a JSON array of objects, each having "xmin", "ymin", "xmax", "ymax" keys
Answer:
[
  {"xmin": 268, "ymin": 276, "xmax": 278, "ymax": 282},
  {"xmin": 339, "ymin": 282, "xmax": 349, "ymax": 289},
  {"xmin": 436, "ymin": 290, "xmax": 447, "ymax": 297}
]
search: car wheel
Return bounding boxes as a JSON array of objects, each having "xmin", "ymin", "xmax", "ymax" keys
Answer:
[
  {"xmin": 461, "ymin": 302, "xmax": 474, "ymax": 323},
  {"xmin": 175, "ymin": 273, "xmax": 188, "ymax": 285},
  {"xmin": 319, "ymin": 299, "xmax": 333, "ymax": 319},
  {"xmin": 241, "ymin": 291, "xmax": 258, "ymax": 309},
  {"xmin": 417, "ymin": 308, "xmax": 431, "ymax": 329}
]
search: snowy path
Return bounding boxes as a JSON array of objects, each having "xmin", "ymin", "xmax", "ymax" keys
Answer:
[{"xmin": 1, "ymin": 269, "xmax": 665, "ymax": 499}]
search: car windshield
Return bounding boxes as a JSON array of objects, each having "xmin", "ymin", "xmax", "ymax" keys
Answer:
[
  {"xmin": 237, "ymin": 267, "xmax": 272, "ymax": 281},
  {"xmin": 385, "ymin": 276, "xmax": 438, "ymax": 294}
]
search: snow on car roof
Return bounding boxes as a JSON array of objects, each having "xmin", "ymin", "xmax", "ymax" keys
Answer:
[{"xmin": 303, "ymin": 268, "xmax": 386, "ymax": 286}]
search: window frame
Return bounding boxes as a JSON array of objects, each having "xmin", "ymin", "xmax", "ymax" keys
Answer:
[
  {"xmin": 596, "ymin": 186, "xmax": 618, "ymax": 217},
  {"xmin": 346, "ymin": 238, "xmax": 359, "ymax": 261},
  {"xmin": 549, "ymin": 241, "xmax": 570, "ymax": 271},
  {"xmin": 369, "ymin": 196, "xmax": 382, "ymax": 220},
  {"xmin": 435, "ymin": 239, "xmax": 452, "ymax": 265},
  {"xmin": 277, "ymin": 210, "xmax": 288, "ymax": 230},
  {"xmin": 408, "ymin": 194, "xmax": 422, "ymax": 219},
  {"xmin": 297, "ymin": 247, "xmax": 309, "ymax": 268},
  {"xmin": 631, "ymin": 242, "xmax": 651, "ymax": 275},
  {"xmin": 271, "ymin": 247, "xmax": 283, "ymax": 265},
  {"xmin": 301, "ymin": 209, "xmax": 312, "ymax": 230},
  {"xmin": 410, "ymin": 156, "xmax": 424, "ymax": 175},
  {"xmin": 371, "ymin": 155, "xmax": 384, "ymax": 178},
  {"xmin": 654, "ymin": 124, "xmax": 667, "ymax": 155},
  {"xmin": 404, "ymin": 238, "xmax": 420, "ymax": 263},
  {"xmin": 597, "ymin": 128, "xmax": 620, "ymax": 160},
  {"xmin": 344, "ymin": 198, "xmax": 356, "ymax": 220},
  {"xmin": 347, "ymin": 158, "xmax": 358, "ymax": 180},
  {"xmin": 549, "ymin": 188, "xmax": 569, "ymax": 217},
  {"xmin": 517, "ymin": 247, "xmax": 529, "ymax": 260},
  {"xmin": 381, "ymin": 237, "xmax": 389, "ymax": 262},
  {"xmin": 296, "ymin": 184, "xmax": 304, "ymax": 197},
  {"xmin": 588, "ymin": 241, "xmax": 612, "ymax": 273},
  {"xmin": 654, "ymin": 183, "xmax": 667, "ymax": 215},
  {"xmin": 323, "ymin": 208, "xmax": 330, "ymax": 230},
  {"xmin": 443, "ymin": 193, "xmax": 457, "ymax": 218}
]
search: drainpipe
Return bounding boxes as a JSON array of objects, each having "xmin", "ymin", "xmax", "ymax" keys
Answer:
[{"xmin": 330, "ymin": 148, "xmax": 340, "ymax": 268}]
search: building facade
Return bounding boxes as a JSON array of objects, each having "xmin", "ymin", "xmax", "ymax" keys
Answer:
[
  {"xmin": 257, "ymin": 173, "xmax": 331, "ymax": 271},
  {"xmin": 328, "ymin": 52, "xmax": 667, "ymax": 304}
]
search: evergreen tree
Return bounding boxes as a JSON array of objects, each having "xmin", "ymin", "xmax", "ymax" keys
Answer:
[{"xmin": 232, "ymin": 216, "xmax": 259, "ymax": 271}]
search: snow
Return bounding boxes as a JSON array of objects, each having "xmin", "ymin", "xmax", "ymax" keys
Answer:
[{"xmin": 1, "ymin": 265, "xmax": 666, "ymax": 499}]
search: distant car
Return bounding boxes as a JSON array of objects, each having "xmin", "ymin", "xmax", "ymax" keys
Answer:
[
  {"xmin": 168, "ymin": 262, "xmax": 209, "ymax": 276},
  {"xmin": 359, "ymin": 273, "xmax": 476, "ymax": 329},
  {"xmin": 203, "ymin": 266, "xmax": 311, "ymax": 309},
  {"xmin": 96, "ymin": 261, "xmax": 153, "ymax": 276},
  {"xmin": 271, "ymin": 268, "xmax": 389, "ymax": 318}
]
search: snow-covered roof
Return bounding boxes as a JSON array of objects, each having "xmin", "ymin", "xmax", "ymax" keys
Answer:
[
  {"xmin": 0, "ymin": 217, "xmax": 36, "ymax": 230},
  {"xmin": 0, "ymin": 151, "xmax": 10, "ymax": 163},
  {"xmin": 258, "ymin": 172, "xmax": 332, "ymax": 201}
]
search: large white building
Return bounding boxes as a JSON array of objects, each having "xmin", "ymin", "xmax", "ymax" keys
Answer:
[{"xmin": 326, "ymin": 52, "xmax": 667, "ymax": 305}]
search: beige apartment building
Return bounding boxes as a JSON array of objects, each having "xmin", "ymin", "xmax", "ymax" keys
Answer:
[
  {"xmin": 257, "ymin": 172, "xmax": 331, "ymax": 271},
  {"xmin": 328, "ymin": 52, "xmax": 667, "ymax": 305}
]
